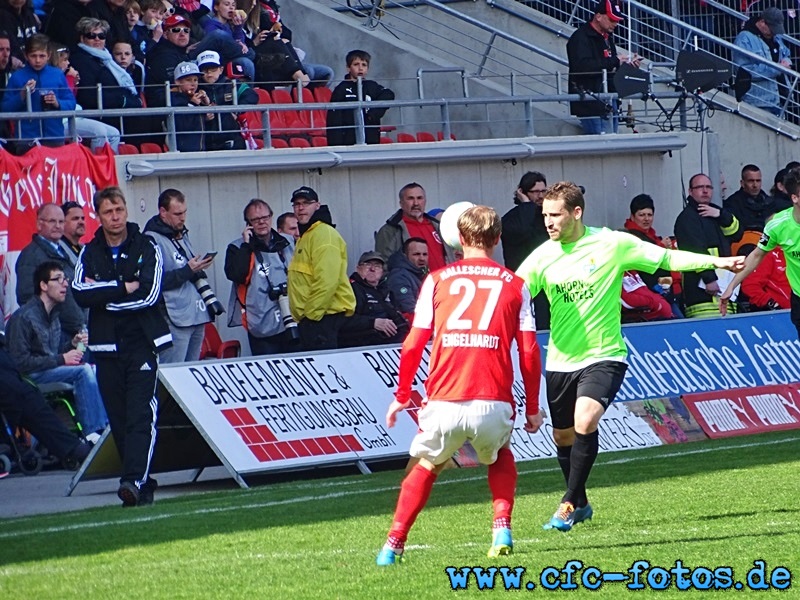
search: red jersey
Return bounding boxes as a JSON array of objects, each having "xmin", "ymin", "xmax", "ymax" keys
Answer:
[
  {"xmin": 395, "ymin": 257, "xmax": 541, "ymax": 414},
  {"xmin": 404, "ymin": 217, "xmax": 447, "ymax": 272}
]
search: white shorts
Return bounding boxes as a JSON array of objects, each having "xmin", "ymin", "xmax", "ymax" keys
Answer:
[{"xmin": 409, "ymin": 399, "xmax": 514, "ymax": 466}]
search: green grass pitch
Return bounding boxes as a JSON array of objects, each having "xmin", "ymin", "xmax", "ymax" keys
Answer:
[{"xmin": 1, "ymin": 430, "xmax": 798, "ymax": 598}]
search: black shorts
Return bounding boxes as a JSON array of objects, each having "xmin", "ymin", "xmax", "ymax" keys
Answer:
[
  {"xmin": 791, "ymin": 293, "xmax": 800, "ymax": 340},
  {"xmin": 545, "ymin": 361, "xmax": 629, "ymax": 430}
]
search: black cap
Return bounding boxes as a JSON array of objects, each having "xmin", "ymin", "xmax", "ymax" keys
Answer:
[
  {"xmin": 291, "ymin": 186, "xmax": 319, "ymax": 203},
  {"xmin": 761, "ymin": 7, "xmax": 785, "ymax": 36}
]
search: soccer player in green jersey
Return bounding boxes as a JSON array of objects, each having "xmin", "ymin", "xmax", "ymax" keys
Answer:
[
  {"xmin": 721, "ymin": 168, "xmax": 800, "ymax": 336},
  {"xmin": 517, "ymin": 182, "xmax": 744, "ymax": 532}
]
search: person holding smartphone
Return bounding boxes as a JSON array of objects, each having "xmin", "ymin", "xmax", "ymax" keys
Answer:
[{"xmin": 144, "ymin": 188, "xmax": 214, "ymax": 363}]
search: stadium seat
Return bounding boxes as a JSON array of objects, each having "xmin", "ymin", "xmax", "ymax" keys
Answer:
[
  {"xmin": 270, "ymin": 89, "xmax": 305, "ymax": 136},
  {"xmin": 199, "ymin": 323, "xmax": 241, "ymax": 360},
  {"xmin": 416, "ymin": 131, "xmax": 436, "ymax": 143},
  {"xmin": 289, "ymin": 137, "xmax": 311, "ymax": 148},
  {"xmin": 311, "ymin": 136, "xmax": 328, "ymax": 147},
  {"xmin": 292, "ymin": 87, "xmax": 326, "ymax": 137},
  {"xmin": 139, "ymin": 142, "xmax": 163, "ymax": 154},
  {"xmin": 379, "ymin": 136, "xmax": 393, "ymax": 144},
  {"xmin": 117, "ymin": 143, "xmax": 139, "ymax": 155},
  {"xmin": 269, "ymin": 138, "xmax": 289, "ymax": 148},
  {"xmin": 251, "ymin": 88, "xmax": 290, "ymax": 139},
  {"xmin": 396, "ymin": 133, "xmax": 416, "ymax": 143},
  {"xmin": 312, "ymin": 86, "xmax": 332, "ymax": 104},
  {"xmin": 437, "ymin": 131, "xmax": 457, "ymax": 141}
]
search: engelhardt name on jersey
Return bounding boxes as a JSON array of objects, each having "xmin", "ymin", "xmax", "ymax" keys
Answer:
[{"xmin": 441, "ymin": 333, "xmax": 500, "ymax": 349}]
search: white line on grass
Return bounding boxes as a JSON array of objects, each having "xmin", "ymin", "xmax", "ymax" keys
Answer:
[{"xmin": 1, "ymin": 435, "xmax": 796, "ymax": 541}]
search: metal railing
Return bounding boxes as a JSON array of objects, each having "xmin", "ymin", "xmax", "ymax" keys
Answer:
[
  {"xmin": 0, "ymin": 87, "xmax": 646, "ymax": 153},
  {"xmin": 508, "ymin": 0, "xmax": 800, "ymax": 129}
]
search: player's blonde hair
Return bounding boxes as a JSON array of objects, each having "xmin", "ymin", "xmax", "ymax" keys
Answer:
[
  {"xmin": 544, "ymin": 181, "xmax": 585, "ymax": 212},
  {"xmin": 457, "ymin": 205, "xmax": 501, "ymax": 250}
]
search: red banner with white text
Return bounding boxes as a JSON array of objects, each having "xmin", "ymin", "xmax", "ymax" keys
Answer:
[
  {"xmin": 0, "ymin": 143, "xmax": 118, "ymax": 322},
  {"xmin": 681, "ymin": 383, "xmax": 800, "ymax": 438}
]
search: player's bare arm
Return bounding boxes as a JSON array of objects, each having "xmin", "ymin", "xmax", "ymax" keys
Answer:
[{"xmin": 720, "ymin": 249, "xmax": 766, "ymax": 316}]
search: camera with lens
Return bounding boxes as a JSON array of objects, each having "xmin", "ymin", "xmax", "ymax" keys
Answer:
[
  {"xmin": 192, "ymin": 271, "xmax": 225, "ymax": 318},
  {"xmin": 267, "ymin": 282, "xmax": 299, "ymax": 341}
]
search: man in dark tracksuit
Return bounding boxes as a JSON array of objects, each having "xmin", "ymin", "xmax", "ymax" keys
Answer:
[{"xmin": 72, "ymin": 187, "xmax": 172, "ymax": 507}]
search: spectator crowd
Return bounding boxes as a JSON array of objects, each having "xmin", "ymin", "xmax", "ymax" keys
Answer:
[{"xmin": 0, "ymin": 0, "xmax": 398, "ymax": 153}]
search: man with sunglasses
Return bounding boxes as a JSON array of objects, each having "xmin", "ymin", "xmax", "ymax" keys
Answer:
[
  {"xmin": 287, "ymin": 186, "xmax": 356, "ymax": 350},
  {"xmin": 145, "ymin": 12, "xmax": 257, "ymax": 107}
]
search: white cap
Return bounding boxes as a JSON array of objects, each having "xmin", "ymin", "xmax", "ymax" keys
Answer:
[
  {"xmin": 173, "ymin": 61, "xmax": 201, "ymax": 82},
  {"xmin": 196, "ymin": 50, "xmax": 221, "ymax": 70}
]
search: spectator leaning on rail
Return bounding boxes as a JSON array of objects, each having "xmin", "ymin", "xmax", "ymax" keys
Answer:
[
  {"xmin": 287, "ymin": 186, "xmax": 355, "ymax": 350},
  {"xmin": 225, "ymin": 198, "xmax": 296, "ymax": 356},
  {"xmin": 7, "ymin": 261, "xmax": 108, "ymax": 442},
  {"xmin": 2, "ymin": 34, "xmax": 77, "ymax": 149},
  {"xmin": 733, "ymin": 7, "xmax": 791, "ymax": 116},
  {"xmin": 143, "ymin": 188, "xmax": 214, "ymax": 363},
  {"xmin": 72, "ymin": 186, "xmax": 171, "ymax": 508}
]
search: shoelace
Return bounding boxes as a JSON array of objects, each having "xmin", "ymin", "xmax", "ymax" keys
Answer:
[{"xmin": 556, "ymin": 502, "xmax": 575, "ymax": 520}]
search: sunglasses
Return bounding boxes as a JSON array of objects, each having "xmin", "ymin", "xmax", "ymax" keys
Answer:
[
  {"xmin": 169, "ymin": 27, "xmax": 191, "ymax": 34},
  {"xmin": 84, "ymin": 32, "xmax": 107, "ymax": 40}
]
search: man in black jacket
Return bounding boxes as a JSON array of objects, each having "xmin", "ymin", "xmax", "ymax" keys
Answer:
[
  {"xmin": 674, "ymin": 173, "xmax": 741, "ymax": 318},
  {"xmin": 566, "ymin": 0, "xmax": 638, "ymax": 134},
  {"xmin": 72, "ymin": 186, "xmax": 171, "ymax": 507},
  {"xmin": 339, "ymin": 251, "xmax": 408, "ymax": 348},
  {"xmin": 501, "ymin": 171, "xmax": 550, "ymax": 329},
  {"xmin": 724, "ymin": 164, "xmax": 792, "ymax": 234}
]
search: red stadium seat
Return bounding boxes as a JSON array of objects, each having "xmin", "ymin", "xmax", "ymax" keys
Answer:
[
  {"xmin": 139, "ymin": 142, "xmax": 163, "ymax": 154},
  {"xmin": 311, "ymin": 136, "xmax": 328, "ymax": 147},
  {"xmin": 416, "ymin": 131, "xmax": 436, "ymax": 143},
  {"xmin": 270, "ymin": 88, "xmax": 305, "ymax": 135},
  {"xmin": 437, "ymin": 131, "xmax": 457, "ymax": 141},
  {"xmin": 199, "ymin": 323, "xmax": 241, "ymax": 360},
  {"xmin": 117, "ymin": 143, "xmax": 139, "ymax": 155},
  {"xmin": 379, "ymin": 136, "xmax": 393, "ymax": 144},
  {"xmin": 289, "ymin": 137, "xmax": 311, "ymax": 148},
  {"xmin": 312, "ymin": 86, "xmax": 332, "ymax": 104},
  {"xmin": 292, "ymin": 87, "xmax": 326, "ymax": 136},
  {"xmin": 396, "ymin": 133, "xmax": 416, "ymax": 143},
  {"xmin": 269, "ymin": 138, "xmax": 289, "ymax": 148}
]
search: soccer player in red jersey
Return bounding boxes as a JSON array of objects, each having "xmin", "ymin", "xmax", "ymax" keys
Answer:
[{"xmin": 376, "ymin": 205, "xmax": 543, "ymax": 566}]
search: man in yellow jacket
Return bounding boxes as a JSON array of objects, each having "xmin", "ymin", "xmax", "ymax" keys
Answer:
[{"xmin": 287, "ymin": 186, "xmax": 356, "ymax": 350}]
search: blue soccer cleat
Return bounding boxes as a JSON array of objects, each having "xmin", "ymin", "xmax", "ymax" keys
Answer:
[
  {"xmin": 487, "ymin": 527, "xmax": 513, "ymax": 557},
  {"xmin": 376, "ymin": 547, "xmax": 405, "ymax": 566},
  {"xmin": 544, "ymin": 501, "xmax": 576, "ymax": 532},
  {"xmin": 572, "ymin": 503, "xmax": 593, "ymax": 525}
]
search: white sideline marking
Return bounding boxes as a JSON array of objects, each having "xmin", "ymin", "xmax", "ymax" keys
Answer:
[{"xmin": 0, "ymin": 435, "xmax": 796, "ymax": 541}]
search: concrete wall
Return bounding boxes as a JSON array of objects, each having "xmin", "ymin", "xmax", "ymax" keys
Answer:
[
  {"xmin": 119, "ymin": 131, "xmax": 704, "ymax": 351},
  {"xmin": 280, "ymin": 0, "xmax": 578, "ymax": 138},
  {"xmin": 293, "ymin": 0, "xmax": 799, "ymax": 186}
]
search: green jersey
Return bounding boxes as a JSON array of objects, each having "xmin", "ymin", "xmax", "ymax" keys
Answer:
[
  {"xmin": 759, "ymin": 207, "xmax": 800, "ymax": 294},
  {"xmin": 518, "ymin": 227, "xmax": 718, "ymax": 372}
]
